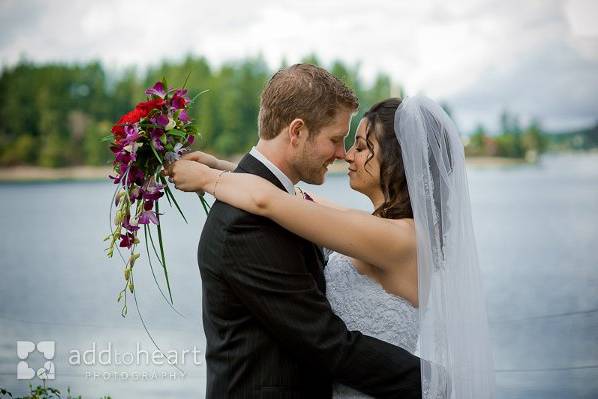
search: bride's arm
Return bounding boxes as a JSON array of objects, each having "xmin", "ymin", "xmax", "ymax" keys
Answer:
[
  {"xmin": 182, "ymin": 150, "xmax": 347, "ymax": 211},
  {"xmin": 295, "ymin": 188, "xmax": 349, "ymax": 211},
  {"xmin": 168, "ymin": 160, "xmax": 415, "ymax": 271},
  {"xmin": 181, "ymin": 150, "xmax": 237, "ymax": 172}
]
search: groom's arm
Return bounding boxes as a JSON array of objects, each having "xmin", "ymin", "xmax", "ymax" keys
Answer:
[{"xmin": 223, "ymin": 219, "xmax": 422, "ymax": 399}]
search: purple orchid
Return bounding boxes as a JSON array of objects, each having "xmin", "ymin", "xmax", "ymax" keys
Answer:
[
  {"xmin": 138, "ymin": 210, "xmax": 159, "ymax": 225},
  {"xmin": 155, "ymin": 114, "xmax": 169, "ymax": 127},
  {"xmin": 143, "ymin": 200, "xmax": 154, "ymax": 211},
  {"xmin": 122, "ymin": 142, "xmax": 142, "ymax": 162},
  {"xmin": 114, "ymin": 150, "xmax": 134, "ymax": 165},
  {"xmin": 149, "ymin": 128, "xmax": 165, "ymax": 151},
  {"xmin": 174, "ymin": 88, "xmax": 188, "ymax": 98},
  {"xmin": 109, "ymin": 174, "xmax": 121, "ymax": 184},
  {"xmin": 129, "ymin": 186, "xmax": 142, "ymax": 202},
  {"xmin": 142, "ymin": 179, "xmax": 164, "ymax": 201},
  {"xmin": 179, "ymin": 110, "xmax": 190, "ymax": 123},
  {"xmin": 164, "ymin": 142, "xmax": 184, "ymax": 164},
  {"xmin": 110, "ymin": 144, "xmax": 122, "ymax": 154},
  {"xmin": 116, "ymin": 161, "xmax": 130, "ymax": 178},
  {"xmin": 126, "ymin": 167, "xmax": 145, "ymax": 186},
  {"xmin": 119, "ymin": 232, "xmax": 135, "ymax": 248},
  {"xmin": 122, "ymin": 213, "xmax": 140, "ymax": 232},
  {"xmin": 144, "ymin": 82, "xmax": 166, "ymax": 98},
  {"xmin": 123, "ymin": 124, "xmax": 140, "ymax": 145},
  {"xmin": 171, "ymin": 89, "xmax": 189, "ymax": 109}
]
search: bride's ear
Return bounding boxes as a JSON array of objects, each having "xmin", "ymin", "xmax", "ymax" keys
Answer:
[{"xmin": 288, "ymin": 118, "xmax": 306, "ymax": 146}]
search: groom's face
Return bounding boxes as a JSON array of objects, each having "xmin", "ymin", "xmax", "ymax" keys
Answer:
[{"xmin": 293, "ymin": 109, "xmax": 352, "ymax": 185}]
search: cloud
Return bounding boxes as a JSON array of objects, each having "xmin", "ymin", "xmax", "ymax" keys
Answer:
[
  {"xmin": 0, "ymin": 0, "xmax": 596, "ymax": 132},
  {"xmin": 565, "ymin": 0, "xmax": 598, "ymax": 37},
  {"xmin": 448, "ymin": 39, "xmax": 598, "ymax": 132}
]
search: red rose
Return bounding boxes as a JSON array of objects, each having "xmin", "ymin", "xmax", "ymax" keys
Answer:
[
  {"xmin": 112, "ymin": 108, "xmax": 145, "ymax": 138},
  {"xmin": 111, "ymin": 98, "xmax": 165, "ymax": 141},
  {"xmin": 135, "ymin": 98, "xmax": 165, "ymax": 115}
]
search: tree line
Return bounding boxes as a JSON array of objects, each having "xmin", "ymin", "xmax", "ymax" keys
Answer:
[
  {"xmin": 0, "ymin": 55, "xmax": 589, "ymax": 167},
  {"xmin": 0, "ymin": 55, "xmax": 396, "ymax": 167}
]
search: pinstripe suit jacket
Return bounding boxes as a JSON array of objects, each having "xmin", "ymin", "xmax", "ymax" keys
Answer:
[{"xmin": 197, "ymin": 153, "xmax": 421, "ymax": 398}]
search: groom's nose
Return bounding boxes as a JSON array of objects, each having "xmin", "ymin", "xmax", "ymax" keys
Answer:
[{"xmin": 334, "ymin": 144, "xmax": 346, "ymax": 160}]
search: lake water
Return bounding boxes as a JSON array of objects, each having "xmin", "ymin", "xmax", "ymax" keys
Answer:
[{"xmin": 1, "ymin": 153, "xmax": 597, "ymax": 398}]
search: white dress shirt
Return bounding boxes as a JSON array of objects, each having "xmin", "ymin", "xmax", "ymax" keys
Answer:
[{"xmin": 249, "ymin": 146, "xmax": 295, "ymax": 195}]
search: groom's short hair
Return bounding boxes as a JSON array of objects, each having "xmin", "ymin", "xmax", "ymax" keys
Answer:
[{"xmin": 258, "ymin": 64, "xmax": 358, "ymax": 140}]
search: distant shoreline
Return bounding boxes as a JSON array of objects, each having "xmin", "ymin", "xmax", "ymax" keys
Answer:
[
  {"xmin": 0, "ymin": 156, "xmax": 552, "ymax": 182},
  {"xmin": 0, "ymin": 166, "xmax": 113, "ymax": 182}
]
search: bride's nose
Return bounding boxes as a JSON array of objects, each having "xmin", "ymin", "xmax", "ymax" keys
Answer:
[{"xmin": 345, "ymin": 146, "xmax": 355, "ymax": 163}]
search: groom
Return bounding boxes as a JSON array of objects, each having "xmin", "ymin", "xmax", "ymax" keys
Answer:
[{"xmin": 177, "ymin": 64, "xmax": 421, "ymax": 398}]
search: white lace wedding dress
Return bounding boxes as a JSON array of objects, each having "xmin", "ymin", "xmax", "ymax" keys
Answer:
[{"xmin": 325, "ymin": 251, "xmax": 419, "ymax": 398}]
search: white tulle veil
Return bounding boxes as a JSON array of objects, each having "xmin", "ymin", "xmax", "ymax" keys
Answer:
[{"xmin": 394, "ymin": 95, "xmax": 495, "ymax": 398}]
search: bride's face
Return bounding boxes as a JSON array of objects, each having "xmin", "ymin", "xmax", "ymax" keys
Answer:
[{"xmin": 346, "ymin": 118, "xmax": 381, "ymax": 195}]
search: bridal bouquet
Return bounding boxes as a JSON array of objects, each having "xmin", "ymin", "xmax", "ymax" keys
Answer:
[{"xmin": 103, "ymin": 79, "xmax": 209, "ymax": 317}]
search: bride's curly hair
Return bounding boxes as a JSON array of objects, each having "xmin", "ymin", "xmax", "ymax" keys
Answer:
[{"xmin": 363, "ymin": 98, "xmax": 413, "ymax": 220}]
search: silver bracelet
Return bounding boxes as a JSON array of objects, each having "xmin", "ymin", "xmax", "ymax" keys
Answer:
[{"xmin": 212, "ymin": 170, "xmax": 229, "ymax": 197}]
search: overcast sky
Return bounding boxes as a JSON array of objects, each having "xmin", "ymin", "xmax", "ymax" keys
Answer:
[{"xmin": 1, "ymin": 0, "xmax": 597, "ymax": 132}]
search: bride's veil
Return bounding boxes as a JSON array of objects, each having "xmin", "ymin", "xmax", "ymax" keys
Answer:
[{"xmin": 394, "ymin": 96, "xmax": 495, "ymax": 398}]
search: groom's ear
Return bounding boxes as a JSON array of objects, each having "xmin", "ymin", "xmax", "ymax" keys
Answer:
[{"xmin": 288, "ymin": 118, "xmax": 307, "ymax": 146}]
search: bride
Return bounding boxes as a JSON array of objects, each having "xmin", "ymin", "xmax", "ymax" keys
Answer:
[{"xmin": 167, "ymin": 96, "xmax": 495, "ymax": 398}]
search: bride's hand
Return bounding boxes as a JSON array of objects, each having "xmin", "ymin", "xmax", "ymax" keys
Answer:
[
  {"xmin": 182, "ymin": 150, "xmax": 237, "ymax": 172},
  {"xmin": 181, "ymin": 150, "xmax": 218, "ymax": 168},
  {"xmin": 164, "ymin": 159, "xmax": 211, "ymax": 193}
]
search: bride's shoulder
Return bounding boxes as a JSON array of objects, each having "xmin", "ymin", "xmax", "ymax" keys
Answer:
[
  {"xmin": 387, "ymin": 217, "xmax": 417, "ymax": 249},
  {"xmin": 388, "ymin": 217, "xmax": 415, "ymax": 230}
]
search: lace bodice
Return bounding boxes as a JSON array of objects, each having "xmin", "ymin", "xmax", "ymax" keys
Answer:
[{"xmin": 325, "ymin": 251, "xmax": 419, "ymax": 398}]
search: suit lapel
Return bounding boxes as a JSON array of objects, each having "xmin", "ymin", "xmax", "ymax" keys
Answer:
[
  {"xmin": 235, "ymin": 153, "xmax": 287, "ymax": 192},
  {"xmin": 235, "ymin": 153, "xmax": 327, "ymax": 291}
]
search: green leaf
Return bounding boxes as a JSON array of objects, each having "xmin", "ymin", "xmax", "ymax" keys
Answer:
[
  {"xmin": 146, "ymin": 223, "xmax": 164, "ymax": 268},
  {"xmin": 159, "ymin": 175, "xmax": 188, "ymax": 223},
  {"xmin": 153, "ymin": 169, "xmax": 172, "ymax": 206},
  {"xmin": 199, "ymin": 196, "xmax": 211, "ymax": 214},
  {"xmin": 168, "ymin": 129, "xmax": 187, "ymax": 138},
  {"xmin": 189, "ymin": 89, "xmax": 209, "ymax": 104},
  {"xmin": 155, "ymin": 201, "xmax": 173, "ymax": 304},
  {"xmin": 159, "ymin": 175, "xmax": 174, "ymax": 204},
  {"xmin": 139, "ymin": 122, "xmax": 161, "ymax": 129},
  {"xmin": 182, "ymin": 70, "xmax": 192, "ymax": 89},
  {"xmin": 101, "ymin": 134, "xmax": 114, "ymax": 142},
  {"xmin": 162, "ymin": 187, "xmax": 172, "ymax": 208},
  {"xmin": 144, "ymin": 225, "xmax": 184, "ymax": 316},
  {"xmin": 162, "ymin": 184, "xmax": 173, "ymax": 207},
  {"xmin": 150, "ymin": 143, "xmax": 163, "ymax": 165}
]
